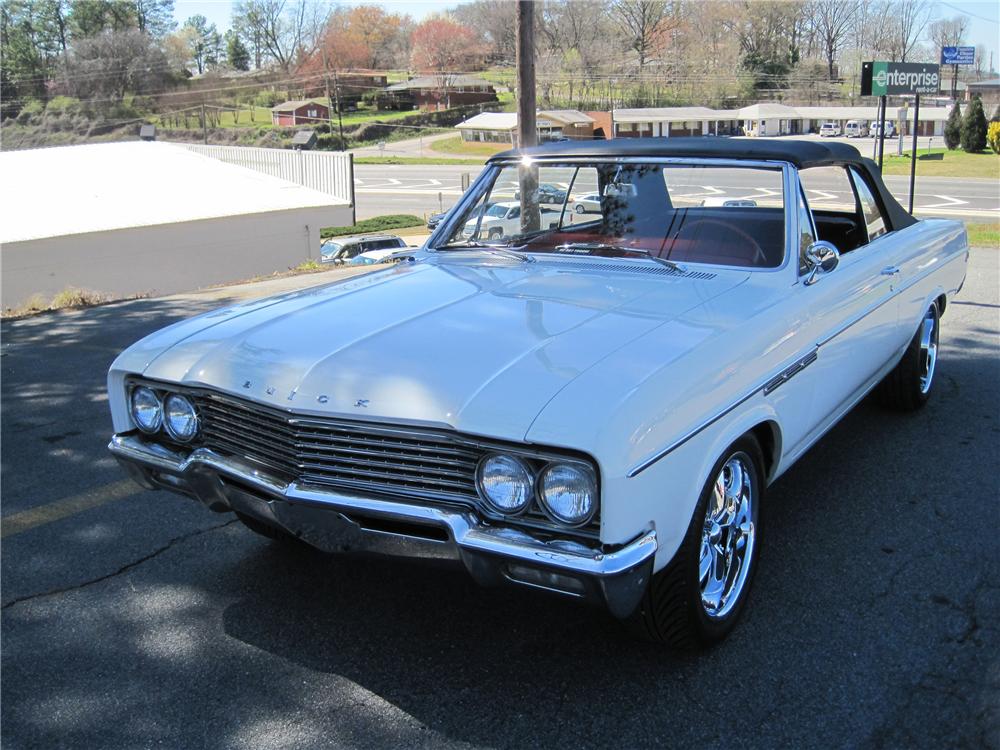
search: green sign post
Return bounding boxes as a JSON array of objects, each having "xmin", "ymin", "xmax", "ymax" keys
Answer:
[{"xmin": 861, "ymin": 61, "xmax": 939, "ymax": 213}]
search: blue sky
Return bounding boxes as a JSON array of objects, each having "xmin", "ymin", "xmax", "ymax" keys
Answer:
[{"xmin": 173, "ymin": 0, "xmax": 999, "ymax": 72}]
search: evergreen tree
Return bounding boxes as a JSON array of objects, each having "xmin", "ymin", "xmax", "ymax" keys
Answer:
[
  {"xmin": 225, "ymin": 30, "xmax": 249, "ymax": 71},
  {"xmin": 960, "ymin": 95, "xmax": 988, "ymax": 153},
  {"xmin": 943, "ymin": 102, "xmax": 962, "ymax": 149}
]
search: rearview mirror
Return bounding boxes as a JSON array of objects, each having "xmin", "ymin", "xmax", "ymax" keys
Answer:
[{"xmin": 804, "ymin": 241, "xmax": 840, "ymax": 285}]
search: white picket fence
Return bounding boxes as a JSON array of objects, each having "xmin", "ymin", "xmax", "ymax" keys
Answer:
[{"xmin": 174, "ymin": 143, "xmax": 354, "ymax": 205}]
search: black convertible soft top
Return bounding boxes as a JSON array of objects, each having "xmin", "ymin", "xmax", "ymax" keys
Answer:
[{"xmin": 491, "ymin": 137, "xmax": 916, "ymax": 231}]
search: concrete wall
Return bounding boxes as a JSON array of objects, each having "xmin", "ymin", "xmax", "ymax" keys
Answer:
[{"xmin": 1, "ymin": 204, "xmax": 352, "ymax": 309}]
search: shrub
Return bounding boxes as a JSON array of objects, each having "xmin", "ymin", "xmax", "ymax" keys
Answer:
[
  {"xmin": 15, "ymin": 99, "xmax": 44, "ymax": 124},
  {"xmin": 320, "ymin": 215, "xmax": 424, "ymax": 238},
  {"xmin": 46, "ymin": 96, "xmax": 81, "ymax": 115},
  {"xmin": 961, "ymin": 96, "xmax": 989, "ymax": 153},
  {"xmin": 253, "ymin": 90, "xmax": 282, "ymax": 108},
  {"xmin": 943, "ymin": 102, "xmax": 962, "ymax": 149},
  {"xmin": 988, "ymin": 122, "xmax": 1000, "ymax": 155}
]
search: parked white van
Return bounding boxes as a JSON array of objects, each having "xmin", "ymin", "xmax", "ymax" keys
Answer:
[
  {"xmin": 871, "ymin": 121, "xmax": 895, "ymax": 139},
  {"xmin": 845, "ymin": 120, "xmax": 868, "ymax": 138},
  {"xmin": 819, "ymin": 122, "xmax": 841, "ymax": 137}
]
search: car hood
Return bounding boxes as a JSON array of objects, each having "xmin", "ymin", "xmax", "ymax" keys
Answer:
[{"xmin": 130, "ymin": 257, "xmax": 748, "ymax": 443}]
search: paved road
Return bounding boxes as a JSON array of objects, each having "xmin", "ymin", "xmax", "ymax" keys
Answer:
[
  {"xmin": 2, "ymin": 251, "xmax": 998, "ymax": 749},
  {"xmin": 353, "ymin": 163, "xmax": 1000, "ymax": 222}
]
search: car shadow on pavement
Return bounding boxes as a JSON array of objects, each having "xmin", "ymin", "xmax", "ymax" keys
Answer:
[{"xmin": 212, "ymin": 327, "xmax": 999, "ymax": 747}]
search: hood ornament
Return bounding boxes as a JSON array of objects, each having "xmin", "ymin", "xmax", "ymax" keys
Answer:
[{"xmin": 354, "ymin": 399, "xmax": 370, "ymax": 408}]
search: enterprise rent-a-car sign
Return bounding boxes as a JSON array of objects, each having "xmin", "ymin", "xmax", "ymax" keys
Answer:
[{"xmin": 861, "ymin": 62, "xmax": 941, "ymax": 96}]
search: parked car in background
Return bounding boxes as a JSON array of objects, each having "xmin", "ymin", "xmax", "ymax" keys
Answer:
[
  {"xmin": 429, "ymin": 202, "xmax": 497, "ymax": 231},
  {"xmin": 108, "ymin": 138, "xmax": 967, "ymax": 650},
  {"xmin": 513, "ymin": 182, "xmax": 568, "ymax": 204},
  {"xmin": 845, "ymin": 120, "xmax": 868, "ymax": 138},
  {"xmin": 426, "ymin": 212, "xmax": 447, "ymax": 231},
  {"xmin": 349, "ymin": 247, "xmax": 411, "ymax": 265},
  {"xmin": 871, "ymin": 121, "xmax": 895, "ymax": 138},
  {"xmin": 572, "ymin": 193, "xmax": 602, "ymax": 213},
  {"xmin": 819, "ymin": 122, "xmax": 841, "ymax": 137},
  {"xmin": 462, "ymin": 201, "xmax": 561, "ymax": 239},
  {"xmin": 320, "ymin": 234, "xmax": 406, "ymax": 264}
]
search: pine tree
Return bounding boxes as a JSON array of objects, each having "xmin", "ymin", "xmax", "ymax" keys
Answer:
[
  {"xmin": 960, "ymin": 95, "xmax": 988, "ymax": 153},
  {"xmin": 943, "ymin": 102, "xmax": 962, "ymax": 149},
  {"xmin": 226, "ymin": 31, "xmax": 249, "ymax": 71}
]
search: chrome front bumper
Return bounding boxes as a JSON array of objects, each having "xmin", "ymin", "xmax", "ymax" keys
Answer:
[{"xmin": 108, "ymin": 433, "xmax": 656, "ymax": 618}]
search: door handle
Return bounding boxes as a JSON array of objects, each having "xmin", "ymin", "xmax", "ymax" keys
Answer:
[{"xmin": 881, "ymin": 266, "xmax": 900, "ymax": 276}]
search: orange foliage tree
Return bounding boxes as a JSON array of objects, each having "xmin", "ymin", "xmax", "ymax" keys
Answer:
[{"xmin": 409, "ymin": 16, "xmax": 483, "ymax": 107}]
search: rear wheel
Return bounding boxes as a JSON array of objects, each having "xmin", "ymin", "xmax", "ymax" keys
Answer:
[
  {"xmin": 575, "ymin": 204, "xmax": 585, "ymax": 214},
  {"xmin": 488, "ymin": 228, "xmax": 503, "ymax": 240},
  {"xmin": 627, "ymin": 435, "xmax": 763, "ymax": 649},
  {"xmin": 877, "ymin": 301, "xmax": 940, "ymax": 411}
]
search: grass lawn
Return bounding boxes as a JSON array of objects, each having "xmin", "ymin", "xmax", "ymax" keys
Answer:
[
  {"xmin": 966, "ymin": 221, "xmax": 999, "ymax": 248},
  {"xmin": 320, "ymin": 214, "xmax": 424, "ymax": 239},
  {"xmin": 430, "ymin": 136, "xmax": 509, "ymax": 157},
  {"xmin": 881, "ymin": 148, "xmax": 999, "ymax": 179},
  {"xmin": 355, "ymin": 155, "xmax": 484, "ymax": 165}
]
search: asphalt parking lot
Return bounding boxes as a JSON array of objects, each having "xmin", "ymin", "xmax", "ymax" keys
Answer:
[{"xmin": 2, "ymin": 250, "xmax": 998, "ymax": 749}]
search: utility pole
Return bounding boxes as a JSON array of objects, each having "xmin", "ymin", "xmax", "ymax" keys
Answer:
[
  {"xmin": 516, "ymin": 0, "xmax": 539, "ymax": 234},
  {"xmin": 333, "ymin": 70, "xmax": 345, "ymax": 151},
  {"xmin": 201, "ymin": 101, "xmax": 208, "ymax": 144},
  {"xmin": 322, "ymin": 50, "xmax": 345, "ymax": 151}
]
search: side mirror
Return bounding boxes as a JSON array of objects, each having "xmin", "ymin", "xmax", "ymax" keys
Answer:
[{"xmin": 804, "ymin": 240, "xmax": 840, "ymax": 285}]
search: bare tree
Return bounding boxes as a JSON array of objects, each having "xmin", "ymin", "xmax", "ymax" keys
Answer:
[
  {"xmin": 884, "ymin": 0, "xmax": 931, "ymax": 62},
  {"xmin": 611, "ymin": 0, "xmax": 671, "ymax": 71},
  {"xmin": 453, "ymin": 0, "xmax": 517, "ymax": 65},
  {"xmin": 930, "ymin": 15, "xmax": 969, "ymax": 97},
  {"xmin": 809, "ymin": 0, "xmax": 859, "ymax": 79},
  {"xmin": 231, "ymin": 0, "xmax": 325, "ymax": 72}
]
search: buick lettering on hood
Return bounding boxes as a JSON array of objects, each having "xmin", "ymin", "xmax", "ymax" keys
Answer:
[{"xmin": 108, "ymin": 139, "xmax": 968, "ymax": 648}]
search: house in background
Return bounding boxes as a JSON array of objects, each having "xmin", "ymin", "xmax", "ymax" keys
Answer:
[
  {"xmin": 382, "ymin": 75, "xmax": 499, "ymax": 111},
  {"xmin": 271, "ymin": 100, "xmax": 330, "ymax": 127},
  {"xmin": 966, "ymin": 78, "xmax": 1000, "ymax": 109},
  {"xmin": 456, "ymin": 110, "xmax": 597, "ymax": 145}
]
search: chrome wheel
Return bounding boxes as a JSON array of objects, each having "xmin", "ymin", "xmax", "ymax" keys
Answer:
[
  {"xmin": 918, "ymin": 307, "xmax": 938, "ymax": 395},
  {"xmin": 699, "ymin": 453, "xmax": 756, "ymax": 619}
]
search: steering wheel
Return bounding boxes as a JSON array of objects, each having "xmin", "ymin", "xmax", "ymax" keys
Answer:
[{"xmin": 668, "ymin": 219, "xmax": 767, "ymax": 266}]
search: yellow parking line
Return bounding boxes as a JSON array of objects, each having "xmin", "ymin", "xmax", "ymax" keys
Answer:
[{"xmin": 1, "ymin": 479, "xmax": 139, "ymax": 539}]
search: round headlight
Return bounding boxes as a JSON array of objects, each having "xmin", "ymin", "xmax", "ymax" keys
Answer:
[
  {"xmin": 130, "ymin": 386, "xmax": 162, "ymax": 433},
  {"xmin": 539, "ymin": 463, "xmax": 597, "ymax": 526},
  {"xmin": 476, "ymin": 454, "xmax": 533, "ymax": 514},
  {"xmin": 163, "ymin": 393, "xmax": 199, "ymax": 442}
]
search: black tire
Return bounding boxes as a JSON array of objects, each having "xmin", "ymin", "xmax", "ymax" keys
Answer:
[
  {"xmin": 235, "ymin": 511, "xmax": 299, "ymax": 544},
  {"xmin": 488, "ymin": 228, "xmax": 503, "ymax": 240},
  {"xmin": 877, "ymin": 301, "xmax": 940, "ymax": 411},
  {"xmin": 575, "ymin": 204, "xmax": 585, "ymax": 214},
  {"xmin": 626, "ymin": 434, "xmax": 764, "ymax": 649}
]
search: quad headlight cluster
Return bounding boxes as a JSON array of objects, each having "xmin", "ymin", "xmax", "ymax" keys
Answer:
[
  {"xmin": 130, "ymin": 386, "xmax": 200, "ymax": 443},
  {"xmin": 475, "ymin": 452, "xmax": 598, "ymax": 528}
]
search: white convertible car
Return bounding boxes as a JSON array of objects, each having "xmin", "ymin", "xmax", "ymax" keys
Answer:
[{"xmin": 108, "ymin": 139, "xmax": 968, "ymax": 648}]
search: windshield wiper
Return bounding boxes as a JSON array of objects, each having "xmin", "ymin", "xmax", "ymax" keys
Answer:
[
  {"xmin": 438, "ymin": 242, "xmax": 535, "ymax": 263},
  {"xmin": 554, "ymin": 243, "xmax": 687, "ymax": 273}
]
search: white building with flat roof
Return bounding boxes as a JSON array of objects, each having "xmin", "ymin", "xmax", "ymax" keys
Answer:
[{"xmin": 0, "ymin": 141, "xmax": 353, "ymax": 309}]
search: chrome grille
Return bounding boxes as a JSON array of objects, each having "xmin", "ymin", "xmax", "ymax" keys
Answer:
[
  {"xmin": 183, "ymin": 390, "xmax": 599, "ymax": 537},
  {"xmin": 196, "ymin": 394, "xmax": 480, "ymax": 501}
]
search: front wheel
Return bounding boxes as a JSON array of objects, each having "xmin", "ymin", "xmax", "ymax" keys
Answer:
[
  {"xmin": 627, "ymin": 435, "xmax": 763, "ymax": 649},
  {"xmin": 574, "ymin": 204, "xmax": 585, "ymax": 214},
  {"xmin": 877, "ymin": 301, "xmax": 940, "ymax": 411}
]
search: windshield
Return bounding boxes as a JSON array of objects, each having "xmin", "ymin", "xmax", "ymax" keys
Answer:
[{"xmin": 437, "ymin": 160, "xmax": 787, "ymax": 268}]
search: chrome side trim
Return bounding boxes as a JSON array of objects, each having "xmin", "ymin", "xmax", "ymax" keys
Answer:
[
  {"xmin": 626, "ymin": 345, "xmax": 820, "ymax": 478},
  {"xmin": 762, "ymin": 350, "xmax": 818, "ymax": 395}
]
